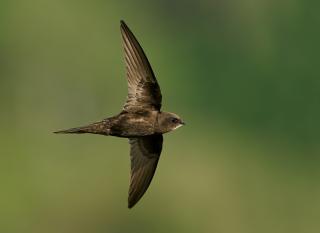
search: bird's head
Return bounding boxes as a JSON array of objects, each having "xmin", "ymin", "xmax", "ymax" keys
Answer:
[{"xmin": 157, "ymin": 112, "xmax": 185, "ymax": 133}]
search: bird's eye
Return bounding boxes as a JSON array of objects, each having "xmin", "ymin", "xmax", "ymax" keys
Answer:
[{"xmin": 171, "ymin": 118, "xmax": 179, "ymax": 124}]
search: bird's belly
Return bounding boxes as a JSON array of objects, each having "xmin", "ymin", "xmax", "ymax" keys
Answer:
[{"xmin": 110, "ymin": 118, "xmax": 155, "ymax": 137}]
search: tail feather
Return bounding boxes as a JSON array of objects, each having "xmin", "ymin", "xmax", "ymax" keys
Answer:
[
  {"xmin": 54, "ymin": 127, "xmax": 89, "ymax": 134},
  {"xmin": 54, "ymin": 121, "xmax": 110, "ymax": 135}
]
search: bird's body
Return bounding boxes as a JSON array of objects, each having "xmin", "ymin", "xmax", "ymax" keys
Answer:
[
  {"xmin": 55, "ymin": 20, "xmax": 184, "ymax": 208},
  {"xmin": 59, "ymin": 110, "xmax": 158, "ymax": 137},
  {"xmin": 109, "ymin": 110, "xmax": 158, "ymax": 137},
  {"xmin": 57, "ymin": 110, "xmax": 182, "ymax": 137}
]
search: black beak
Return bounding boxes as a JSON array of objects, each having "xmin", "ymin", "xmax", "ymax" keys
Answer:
[{"xmin": 181, "ymin": 121, "xmax": 186, "ymax": 125}]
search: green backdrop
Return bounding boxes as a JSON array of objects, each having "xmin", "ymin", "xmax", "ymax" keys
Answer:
[{"xmin": 1, "ymin": 0, "xmax": 319, "ymax": 232}]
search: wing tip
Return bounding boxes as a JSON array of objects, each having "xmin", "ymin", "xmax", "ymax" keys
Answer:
[
  {"xmin": 120, "ymin": 20, "xmax": 127, "ymax": 29},
  {"xmin": 128, "ymin": 196, "xmax": 139, "ymax": 209},
  {"xmin": 127, "ymin": 202, "xmax": 134, "ymax": 209}
]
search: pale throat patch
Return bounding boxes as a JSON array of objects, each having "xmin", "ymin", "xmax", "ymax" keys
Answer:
[{"xmin": 173, "ymin": 124, "xmax": 183, "ymax": 130}]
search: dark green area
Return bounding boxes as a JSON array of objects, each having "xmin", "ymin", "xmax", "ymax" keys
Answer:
[{"xmin": 1, "ymin": 0, "xmax": 319, "ymax": 232}]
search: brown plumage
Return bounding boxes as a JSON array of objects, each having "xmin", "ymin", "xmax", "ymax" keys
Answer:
[{"xmin": 55, "ymin": 20, "xmax": 185, "ymax": 208}]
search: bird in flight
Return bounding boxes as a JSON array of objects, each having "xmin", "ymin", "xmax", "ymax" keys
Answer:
[{"xmin": 55, "ymin": 20, "xmax": 185, "ymax": 208}]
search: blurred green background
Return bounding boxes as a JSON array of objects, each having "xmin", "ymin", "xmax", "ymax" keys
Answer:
[{"xmin": 1, "ymin": 0, "xmax": 320, "ymax": 232}]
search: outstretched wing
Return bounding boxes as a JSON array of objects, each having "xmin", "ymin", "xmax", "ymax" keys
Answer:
[
  {"xmin": 120, "ymin": 20, "xmax": 162, "ymax": 112},
  {"xmin": 128, "ymin": 134, "xmax": 163, "ymax": 208}
]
